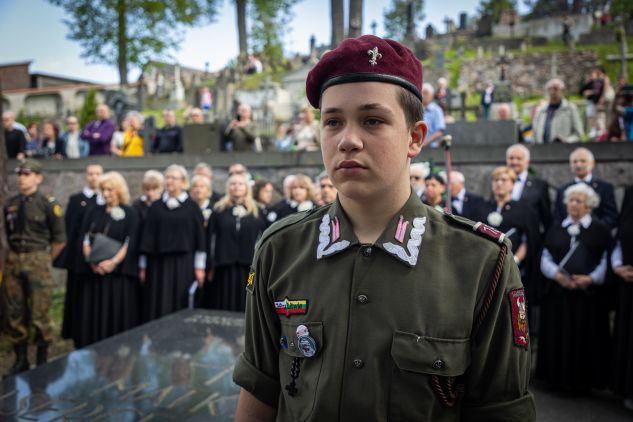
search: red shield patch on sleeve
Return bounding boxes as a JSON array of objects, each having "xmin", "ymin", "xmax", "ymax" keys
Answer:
[{"xmin": 509, "ymin": 288, "xmax": 529, "ymax": 348}]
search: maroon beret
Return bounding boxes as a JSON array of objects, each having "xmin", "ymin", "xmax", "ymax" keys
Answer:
[{"xmin": 306, "ymin": 35, "xmax": 423, "ymax": 108}]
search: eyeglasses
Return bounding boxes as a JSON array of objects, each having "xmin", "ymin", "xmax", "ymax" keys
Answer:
[{"xmin": 15, "ymin": 169, "xmax": 34, "ymax": 176}]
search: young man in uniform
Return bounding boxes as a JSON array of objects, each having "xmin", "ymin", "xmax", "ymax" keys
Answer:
[
  {"xmin": 233, "ymin": 35, "xmax": 535, "ymax": 421},
  {"xmin": 3, "ymin": 159, "xmax": 66, "ymax": 374}
]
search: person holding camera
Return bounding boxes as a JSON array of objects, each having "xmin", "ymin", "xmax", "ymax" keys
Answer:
[{"xmin": 225, "ymin": 103, "xmax": 256, "ymax": 151}]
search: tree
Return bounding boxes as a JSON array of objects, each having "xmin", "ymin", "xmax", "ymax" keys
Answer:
[
  {"xmin": 79, "ymin": 90, "xmax": 98, "ymax": 128},
  {"xmin": 249, "ymin": 0, "xmax": 298, "ymax": 71},
  {"xmin": 383, "ymin": 0, "xmax": 425, "ymax": 40},
  {"xmin": 48, "ymin": 0, "xmax": 221, "ymax": 86},
  {"xmin": 348, "ymin": 0, "xmax": 363, "ymax": 38},
  {"xmin": 331, "ymin": 0, "xmax": 345, "ymax": 48},
  {"xmin": 478, "ymin": 0, "xmax": 516, "ymax": 23},
  {"xmin": 236, "ymin": 0, "xmax": 248, "ymax": 63}
]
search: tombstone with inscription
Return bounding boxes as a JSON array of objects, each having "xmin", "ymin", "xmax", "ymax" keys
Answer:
[{"xmin": 0, "ymin": 310, "xmax": 244, "ymax": 421}]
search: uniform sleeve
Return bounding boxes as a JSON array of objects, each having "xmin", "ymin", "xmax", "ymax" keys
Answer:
[
  {"xmin": 47, "ymin": 199, "xmax": 67, "ymax": 244},
  {"xmin": 233, "ymin": 240, "xmax": 282, "ymax": 407},
  {"xmin": 461, "ymin": 247, "xmax": 536, "ymax": 421}
]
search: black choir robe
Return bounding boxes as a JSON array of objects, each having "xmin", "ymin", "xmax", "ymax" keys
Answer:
[
  {"xmin": 517, "ymin": 174, "xmax": 552, "ymax": 235},
  {"xmin": 555, "ymin": 177, "xmax": 618, "ymax": 229},
  {"xmin": 201, "ymin": 205, "xmax": 266, "ymax": 312},
  {"xmin": 75, "ymin": 204, "xmax": 140, "ymax": 347},
  {"xmin": 612, "ymin": 186, "xmax": 633, "ymax": 400},
  {"xmin": 140, "ymin": 196, "xmax": 205, "ymax": 322},
  {"xmin": 56, "ymin": 190, "xmax": 98, "ymax": 341},
  {"xmin": 536, "ymin": 219, "xmax": 612, "ymax": 393}
]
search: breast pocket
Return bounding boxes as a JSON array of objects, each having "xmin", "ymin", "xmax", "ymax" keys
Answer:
[
  {"xmin": 278, "ymin": 321, "xmax": 324, "ymax": 422},
  {"xmin": 28, "ymin": 213, "xmax": 47, "ymax": 231},
  {"xmin": 389, "ymin": 331, "xmax": 471, "ymax": 421}
]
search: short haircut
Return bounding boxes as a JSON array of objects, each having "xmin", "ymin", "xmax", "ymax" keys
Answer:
[
  {"xmin": 546, "ymin": 78, "xmax": 565, "ymax": 90},
  {"xmin": 425, "ymin": 173, "xmax": 445, "ymax": 185},
  {"xmin": 491, "ymin": 166, "xmax": 517, "ymax": 183},
  {"xmin": 450, "ymin": 171, "xmax": 465, "ymax": 184},
  {"xmin": 194, "ymin": 162, "xmax": 213, "ymax": 176},
  {"xmin": 317, "ymin": 170, "xmax": 330, "ymax": 183},
  {"xmin": 570, "ymin": 147, "xmax": 595, "ymax": 164},
  {"xmin": 292, "ymin": 174, "xmax": 316, "ymax": 201},
  {"xmin": 563, "ymin": 182, "xmax": 600, "ymax": 209},
  {"xmin": 191, "ymin": 174, "xmax": 211, "ymax": 192},
  {"xmin": 398, "ymin": 88, "xmax": 424, "ymax": 129},
  {"xmin": 99, "ymin": 171, "xmax": 130, "ymax": 205},
  {"xmin": 142, "ymin": 169, "xmax": 164, "ymax": 190},
  {"xmin": 165, "ymin": 164, "xmax": 190, "ymax": 190},
  {"xmin": 506, "ymin": 143, "xmax": 530, "ymax": 162},
  {"xmin": 253, "ymin": 179, "xmax": 273, "ymax": 201}
]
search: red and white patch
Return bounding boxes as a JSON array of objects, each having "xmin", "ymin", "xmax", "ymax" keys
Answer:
[
  {"xmin": 509, "ymin": 288, "xmax": 529, "ymax": 348},
  {"xmin": 473, "ymin": 222, "xmax": 505, "ymax": 244}
]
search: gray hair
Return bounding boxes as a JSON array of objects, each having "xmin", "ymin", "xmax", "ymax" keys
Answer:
[
  {"xmin": 422, "ymin": 83, "xmax": 435, "ymax": 95},
  {"xmin": 546, "ymin": 78, "xmax": 565, "ymax": 91},
  {"xmin": 450, "ymin": 171, "xmax": 465, "ymax": 184},
  {"xmin": 165, "ymin": 164, "xmax": 190, "ymax": 190},
  {"xmin": 142, "ymin": 169, "xmax": 164, "ymax": 188},
  {"xmin": 563, "ymin": 183, "xmax": 600, "ymax": 209},
  {"xmin": 317, "ymin": 170, "xmax": 330, "ymax": 183},
  {"xmin": 194, "ymin": 162, "xmax": 213, "ymax": 175},
  {"xmin": 410, "ymin": 162, "xmax": 430, "ymax": 177},
  {"xmin": 570, "ymin": 147, "xmax": 595, "ymax": 164},
  {"xmin": 506, "ymin": 143, "xmax": 530, "ymax": 162}
]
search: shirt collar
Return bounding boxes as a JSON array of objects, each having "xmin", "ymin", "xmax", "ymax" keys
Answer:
[
  {"xmin": 518, "ymin": 170, "xmax": 528, "ymax": 183},
  {"xmin": 83, "ymin": 187, "xmax": 96, "ymax": 198},
  {"xmin": 317, "ymin": 190, "xmax": 429, "ymax": 267},
  {"xmin": 454, "ymin": 188, "xmax": 465, "ymax": 201},
  {"xmin": 574, "ymin": 174, "xmax": 593, "ymax": 183},
  {"xmin": 562, "ymin": 213, "xmax": 592, "ymax": 229},
  {"xmin": 162, "ymin": 191, "xmax": 188, "ymax": 203},
  {"xmin": 200, "ymin": 199, "xmax": 210, "ymax": 210}
]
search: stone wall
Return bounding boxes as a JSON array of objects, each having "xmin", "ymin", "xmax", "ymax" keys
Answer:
[{"xmin": 458, "ymin": 51, "xmax": 600, "ymax": 97}]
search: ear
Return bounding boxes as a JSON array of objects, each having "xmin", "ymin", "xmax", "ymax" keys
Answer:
[{"xmin": 407, "ymin": 121, "xmax": 427, "ymax": 158}]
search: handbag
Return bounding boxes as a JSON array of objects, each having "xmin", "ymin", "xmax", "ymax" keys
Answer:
[{"xmin": 87, "ymin": 232, "xmax": 123, "ymax": 264}]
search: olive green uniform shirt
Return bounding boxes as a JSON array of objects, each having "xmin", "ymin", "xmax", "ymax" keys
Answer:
[
  {"xmin": 233, "ymin": 192, "xmax": 535, "ymax": 421},
  {"xmin": 5, "ymin": 191, "xmax": 66, "ymax": 251},
  {"xmin": 226, "ymin": 122, "xmax": 256, "ymax": 151}
]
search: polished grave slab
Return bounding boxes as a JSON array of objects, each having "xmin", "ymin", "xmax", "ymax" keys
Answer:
[{"xmin": 0, "ymin": 309, "xmax": 244, "ymax": 421}]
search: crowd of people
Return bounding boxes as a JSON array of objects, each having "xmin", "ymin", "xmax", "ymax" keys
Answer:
[
  {"xmin": 411, "ymin": 143, "xmax": 633, "ymax": 407},
  {"xmin": 2, "ymin": 158, "xmax": 339, "ymax": 374}
]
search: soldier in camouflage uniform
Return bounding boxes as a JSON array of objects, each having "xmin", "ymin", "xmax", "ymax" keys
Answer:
[{"xmin": 2, "ymin": 159, "xmax": 65, "ymax": 374}]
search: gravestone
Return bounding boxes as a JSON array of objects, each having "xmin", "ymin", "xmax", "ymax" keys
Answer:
[
  {"xmin": 0, "ymin": 310, "xmax": 244, "ymax": 421},
  {"xmin": 183, "ymin": 123, "xmax": 223, "ymax": 154}
]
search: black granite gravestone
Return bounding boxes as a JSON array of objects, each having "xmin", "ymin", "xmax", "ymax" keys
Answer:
[{"xmin": 0, "ymin": 310, "xmax": 244, "ymax": 421}]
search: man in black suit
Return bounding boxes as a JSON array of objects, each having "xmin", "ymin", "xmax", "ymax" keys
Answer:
[
  {"xmin": 449, "ymin": 171, "xmax": 484, "ymax": 221},
  {"xmin": 506, "ymin": 144, "xmax": 552, "ymax": 235},
  {"xmin": 554, "ymin": 146, "xmax": 618, "ymax": 229}
]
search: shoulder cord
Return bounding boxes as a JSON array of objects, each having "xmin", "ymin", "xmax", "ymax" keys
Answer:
[{"xmin": 430, "ymin": 243, "xmax": 508, "ymax": 408}]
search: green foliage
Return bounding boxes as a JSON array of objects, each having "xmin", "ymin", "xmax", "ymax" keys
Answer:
[
  {"xmin": 48, "ymin": 0, "xmax": 221, "ymax": 84},
  {"xmin": 79, "ymin": 89, "xmax": 98, "ymax": 127},
  {"xmin": 249, "ymin": 0, "xmax": 298, "ymax": 71},
  {"xmin": 478, "ymin": 0, "xmax": 516, "ymax": 23},
  {"xmin": 383, "ymin": 0, "xmax": 425, "ymax": 40},
  {"xmin": 15, "ymin": 110, "xmax": 44, "ymax": 125}
]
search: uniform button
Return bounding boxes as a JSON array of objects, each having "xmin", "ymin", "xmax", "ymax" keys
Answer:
[
  {"xmin": 362, "ymin": 247, "xmax": 372, "ymax": 257},
  {"xmin": 353, "ymin": 359, "xmax": 364, "ymax": 368},
  {"xmin": 357, "ymin": 294, "xmax": 369, "ymax": 304},
  {"xmin": 432, "ymin": 359, "xmax": 445, "ymax": 370}
]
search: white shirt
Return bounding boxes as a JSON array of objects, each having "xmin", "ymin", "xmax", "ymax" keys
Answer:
[
  {"xmin": 66, "ymin": 131, "xmax": 81, "ymax": 159},
  {"xmin": 83, "ymin": 187, "xmax": 105, "ymax": 205},
  {"xmin": 511, "ymin": 170, "xmax": 529, "ymax": 201},
  {"xmin": 574, "ymin": 173, "xmax": 593, "ymax": 184},
  {"xmin": 451, "ymin": 189, "xmax": 466, "ymax": 215}
]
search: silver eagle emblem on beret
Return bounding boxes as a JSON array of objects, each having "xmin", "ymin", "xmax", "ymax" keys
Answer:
[{"xmin": 367, "ymin": 46, "xmax": 382, "ymax": 66}]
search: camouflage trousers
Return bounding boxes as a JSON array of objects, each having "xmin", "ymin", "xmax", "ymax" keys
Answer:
[{"xmin": 2, "ymin": 250, "xmax": 54, "ymax": 345}]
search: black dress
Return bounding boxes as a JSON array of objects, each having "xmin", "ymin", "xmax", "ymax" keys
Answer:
[
  {"xmin": 140, "ymin": 196, "xmax": 205, "ymax": 322},
  {"xmin": 75, "ymin": 204, "xmax": 140, "ymax": 348},
  {"xmin": 536, "ymin": 219, "xmax": 612, "ymax": 393},
  {"xmin": 56, "ymin": 190, "xmax": 99, "ymax": 341},
  {"xmin": 612, "ymin": 186, "xmax": 633, "ymax": 400},
  {"xmin": 480, "ymin": 200, "xmax": 542, "ymax": 304},
  {"xmin": 201, "ymin": 205, "xmax": 266, "ymax": 312}
]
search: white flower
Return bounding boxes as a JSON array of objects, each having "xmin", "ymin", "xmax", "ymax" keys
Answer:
[
  {"xmin": 166, "ymin": 198, "xmax": 180, "ymax": 210},
  {"xmin": 233, "ymin": 205, "xmax": 247, "ymax": 218},
  {"xmin": 267, "ymin": 211, "xmax": 278, "ymax": 222},
  {"xmin": 567, "ymin": 224, "xmax": 580, "ymax": 237},
  {"xmin": 487, "ymin": 211, "xmax": 503, "ymax": 227},
  {"xmin": 202, "ymin": 209, "xmax": 212, "ymax": 221},
  {"xmin": 110, "ymin": 206, "xmax": 126, "ymax": 221},
  {"xmin": 297, "ymin": 201, "xmax": 314, "ymax": 212}
]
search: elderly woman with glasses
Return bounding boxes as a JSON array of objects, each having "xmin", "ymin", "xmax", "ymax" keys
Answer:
[
  {"xmin": 536, "ymin": 183, "xmax": 612, "ymax": 394},
  {"xmin": 138, "ymin": 164, "xmax": 206, "ymax": 322}
]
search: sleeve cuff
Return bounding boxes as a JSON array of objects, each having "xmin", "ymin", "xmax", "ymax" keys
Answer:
[
  {"xmin": 194, "ymin": 251, "xmax": 207, "ymax": 270},
  {"xmin": 232, "ymin": 353, "xmax": 280, "ymax": 407}
]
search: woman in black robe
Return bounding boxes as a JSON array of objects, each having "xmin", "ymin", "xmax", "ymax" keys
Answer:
[
  {"xmin": 131, "ymin": 170, "xmax": 164, "ymax": 227},
  {"xmin": 201, "ymin": 173, "xmax": 266, "ymax": 312},
  {"xmin": 480, "ymin": 166, "xmax": 541, "ymax": 304},
  {"xmin": 75, "ymin": 171, "xmax": 139, "ymax": 348},
  {"xmin": 612, "ymin": 185, "xmax": 633, "ymax": 408},
  {"xmin": 191, "ymin": 174, "xmax": 214, "ymax": 227},
  {"xmin": 139, "ymin": 164, "xmax": 206, "ymax": 322},
  {"xmin": 267, "ymin": 174, "xmax": 316, "ymax": 224},
  {"xmin": 536, "ymin": 182, "xmax": 612, "ymax": 394}
]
